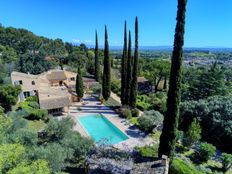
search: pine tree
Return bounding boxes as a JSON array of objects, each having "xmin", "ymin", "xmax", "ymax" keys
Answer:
[
  {"xmin": 95, "ymin": 30, "xmax": 100, "ymax": 82},
  {"xmin": 158, "ymin": 0, "xmax": 187, "ymax": 158},
  {"xmin": 125, "ymin": 31, "xmax": 132, "ymax": 105},
  {"xmin": 121, "ymin": 21, "xmax": 127, "ymax": 105},
  {"xmin": 130, "ymin": 17, "xmax": 139, "ymax": 108},
  {"xmin": 102, "ymin": 25, "xmax": 111, "ymax": 100},
  {"xmin": 75, "ymin": 67, "xmax": 84, "ymax": 101}
]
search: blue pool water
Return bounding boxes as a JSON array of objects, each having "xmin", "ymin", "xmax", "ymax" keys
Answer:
[{"xmin": 78, "ymin": 114, "xmax": 128, "ymax": 145}]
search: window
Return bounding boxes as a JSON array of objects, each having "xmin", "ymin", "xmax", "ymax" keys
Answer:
[
  {"xmin": 19, "ymin": 80, "xmax": 23, "ymax": 85},
  {"xmin": 48, "ymin": 108, "xmax": 62, "ymax": 114},
  {"xmin": 23, "ymin": 91, "xmax": 30, "ymax": 98},
  {"xmin": 32, "ymin": 81, "xmax": 35, "ymax": 85}
]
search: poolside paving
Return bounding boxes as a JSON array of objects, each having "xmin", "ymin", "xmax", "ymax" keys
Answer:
[{"xmin": 68, "ymin": 94, "xmax": 154, "ymax": 150}]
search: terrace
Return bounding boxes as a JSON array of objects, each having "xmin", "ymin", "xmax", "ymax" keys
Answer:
[{"xmin": 68, "ymin": 94, "xmax": 154, "ymax": 149}]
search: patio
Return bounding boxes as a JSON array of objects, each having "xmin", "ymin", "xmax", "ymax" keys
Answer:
[{"xmin": 68, "ymin": 94, "xmax": 154, "ymax": 150}]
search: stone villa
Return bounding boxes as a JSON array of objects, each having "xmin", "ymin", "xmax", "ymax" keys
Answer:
[{"xmin": 11, "ymin": 70, "xmax": 96, "ymax": 115}]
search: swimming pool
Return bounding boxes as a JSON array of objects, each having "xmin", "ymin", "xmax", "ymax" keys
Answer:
[{"xmin": 78, "ymin": 114, "xmax": 128, "ymax": 145}]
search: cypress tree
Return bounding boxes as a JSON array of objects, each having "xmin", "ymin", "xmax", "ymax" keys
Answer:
[
  {"xmin": 158, "ymin": 0, "xmax": 187, "ymax": 158},
  {"xmin": 130, "ymin": 17, "xmax": 139, "ymax": 108},
  {"xmin": 75, "ymin": 67, "xmax": 84, "ymax": 101},
  {"xmin": 121, "ymin": 21, "xmax": 127, "ymax": 105},
  {"xmin": 95, "ymin": 30, "xmax": 100, "ymax": 82},
  {"xmin": 125, "ymin": 31, "xmax": 132, "ymax": 105},
  {"xmin": 102, "ymin": 25, "xmax": 111, "ymax": 100}
]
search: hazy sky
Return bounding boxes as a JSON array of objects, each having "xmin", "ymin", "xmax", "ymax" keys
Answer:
[{"xmin": 0, "ymin": 0, "xmax": 231, "ymax": 47}]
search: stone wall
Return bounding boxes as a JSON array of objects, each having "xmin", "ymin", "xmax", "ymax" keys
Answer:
[{"xmin": 87, "ymin": 147, "xmax": 166, "ymax": 174}]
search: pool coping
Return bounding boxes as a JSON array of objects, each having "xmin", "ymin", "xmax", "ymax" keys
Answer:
[{"xmin": 76, "ymin": 116, "xmax": 91, "ymax": 138}]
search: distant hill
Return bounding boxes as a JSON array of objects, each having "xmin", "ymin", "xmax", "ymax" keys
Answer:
[{"xmin": 74, "ymin": 43, "xmax": 232, "ymax": 52}]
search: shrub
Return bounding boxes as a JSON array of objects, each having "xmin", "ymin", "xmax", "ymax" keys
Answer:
[
  {"xmin": 90, "ymin": 83, "xmax": 101, "ymax": 95},
  {"xmin": 111, "ymin": 79, "xmax": 121, "ymax": 96},
  {"xmin": 135, "ymin": 144, "xmax": 159, "ymax": 158},
  {"xmin": 182, "ymin": 119, "xmax": 201, "ymax": 147},
  {"xmin": 136, "ymin": 95, "xmax": 151, "ymax": 111},
  {"xmin": 0, "ymin": 143, "xmax": 26, "ymax": 173},
  {"xmin": 60, "ymin": 133, "xmax": 94, "ymax": 164},
  {"xmin": 148, "ymin": 92, "xmax": 167, "ymax": 114},
  {"xmin": 10, "ymin": 129, "xmax": 38, "ymax": 146},
  {"xmin": 170, "ymin": 158, "xmax": 203, "ymax": 174},
  {"xmin": 25, "ymin": 108, "xmax": 48, "ymax": 121},
  {"xmin": 193, "ymin": 142, "xmax": 216, "ymax": 163},
  {"xmin": 221, "ymin": 153, "xmax": 232, "ymax": 173},
  {"xmin": 42, "ymin": 117, "xmax": 75, "ymax": 142},
  {"xmin": 118, "ymin": 107, "xmax": 132, "ymax": 119},
  {"xmin": 28, "ymin": 101, "xmax": 40, "ymax": 109},
  {"xmin": 7, "ymin": 159, "xmax": 50, "ymax": 174},
  {"xmin": 131, "ymin": 108, "xmax": 139, "ymax": 117},
  {"xmin": 175, "ymin": 143, "xmax": 188, "ymax": 154},
  {"xmin": 18, "ymin": 101, "xmax": 48, "ymax": 121},
  {"xmin": 129, "ymin": 117, "xmax": 139, "ymax": 126},
  {"xmin": 0, "ymin": 106, "xmax": 4, "ymax": 114},
  {"xmin": 25, "ymin": 96, "xmax": 37, "ymax": 102},
  {"xmin": 137, "ymin": 110, "xmax": 163, "ymax": 133},
  {"xmin": 28, "ymin": 143, "xmax": 68, "ymax": 172}
]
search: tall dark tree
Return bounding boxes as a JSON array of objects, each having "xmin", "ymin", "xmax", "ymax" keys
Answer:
[
  {"xmin": 75, "ymin": 67, "xmax": 84, "ymax": 101},
  {"xmin": 125, "ymin": 31, "xmax": 132, "ymax": 105},
  {"xmin": 121, "ymin": 21, "xmax": 127, "ymax": 105},
  {"xmin": 102, "ymin": 26, "xmax": 111, "ymax": 100},
  {"xmin": 158, "ymin": 0, "xmax": 188, "ymax": 158},
  {"xmin": 65, "ymin": 42, "xmax": 73, "ymax": 54},
  {"xmin": 94, "ymin": 30, "xmax": 100, "ymax": 82},
  {"xmin": 130, "ymin": 17, "xmax": 139, "ymax": 108}
]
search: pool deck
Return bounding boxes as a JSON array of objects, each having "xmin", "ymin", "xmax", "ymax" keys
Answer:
[{"xmin": 67, "ymin": 94, "xmax": 154, "ymax": 150}]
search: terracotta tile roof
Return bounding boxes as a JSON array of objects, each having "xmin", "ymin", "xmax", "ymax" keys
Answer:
[
  {"xmin": 39, "ymin": 96, "xmax": 70, "ymax": 110},
  {"xmin": 11, "ymin": 71, "xmax": 38, "ymax": 79},
  {"xmin": 46, "ymin": 70, "xmax": 67, "ymax": 81}
]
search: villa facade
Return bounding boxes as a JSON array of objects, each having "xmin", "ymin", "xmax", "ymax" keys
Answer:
[{"xmin": 11, "ymin": 69, "xmax": 80, "ymax": 115}]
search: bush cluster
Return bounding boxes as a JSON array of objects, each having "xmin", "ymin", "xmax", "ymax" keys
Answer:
[
  {"xmin": 0, "ymin": 114, "xmax": 94, "ymax": 173},
  {"xmin": 136, "ymin": 93, "xmax": 167, "ymax": 113},
  {"xmin": 193, "ymin": 142, "xmax": 216, "ymax": 163},
  {"xmin": 182, "ymin": 119, "xmax": 201, "ymax": 147},
  {"xmin": 131, "ymin": 108, "xmax": 139, "ymax": 117},
  {"xmin": 136, "ymin": 95, "xmax": 151, "ymax": 111},
  {"xmin": 117, "ymin": 107, "xmax": 132, "ymax": 119},
  {"xmin": 221, "ymin": 153, "xmax": 232, "ymax": 173},
  {"xmin": 180, "ymin": 96, "xmax": 232, "ymax": 153},
  {"xmin": 137, "ymin": 110, "xmax": 163, "ymax": 133},
  {"xmin": 18, "ymin": 101, "xmax": 48, "ymax": 121}
]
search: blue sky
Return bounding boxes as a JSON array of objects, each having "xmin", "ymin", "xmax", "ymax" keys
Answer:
[{"xmin": 0, "ymin": 0, "xmax": 231, "ymax": 47}]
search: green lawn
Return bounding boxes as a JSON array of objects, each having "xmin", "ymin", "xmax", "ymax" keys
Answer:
[
  {"xmin": 135, "ymin": 143, "xmax": 159, "ymax": 158},
  {"xmin": 27, "ymin": 120, "xmax": 46, "ymax": 132}
]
